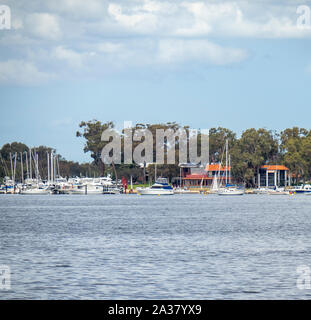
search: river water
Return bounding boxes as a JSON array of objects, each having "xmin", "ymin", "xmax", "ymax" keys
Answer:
[{"xmin": 1, "ymin": 194, "xmax": 311, "ymax": 300}]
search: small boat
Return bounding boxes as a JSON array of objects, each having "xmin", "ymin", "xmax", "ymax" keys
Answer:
[
  {"xmin": 292, "ymin": 185, "xmax": 311, "ymax": 194},
  {"xmin": 70, "ymin": 184, "xmax": 87, "ymax": 195},
  {"xmin": 103, "ymin": 186, "xmax": 121, "ymax": 194},
  {"xmin": 20, "ymin": 187, "xmax": 50, "ymax": 195},
  {"xmin": 174, "ymin": 187, "xmax": 194, "ymax": 194},
  {"xmin": 137, "ymin": 178, "xmax": 174, "ymax": 195},
  {"xmin": 253, "ymin": 187, "xmax": 270, "ymax": 194},
  {"xmin": 218, "ymin": 186, "xmax": 244, "ymax": 196},
  {"xmin": 268, "ymin": 187, "xmax": 290, "ymax": 195},
  {"xmin": 85, "ymin": 184, "xmax": 104, "ymax": 194}
]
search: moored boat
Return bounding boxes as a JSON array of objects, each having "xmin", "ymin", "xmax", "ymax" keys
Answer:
[
  {"xmin": 20, "ymin": 187, "xmax": 50, "ymax": 195},
  {"xmin": 218, "ymin": 186, "xmax": 244, "ymax": 196},
  {"xmin": 137, "ymin": 178, "xmax": 174, "ymax": 195}
]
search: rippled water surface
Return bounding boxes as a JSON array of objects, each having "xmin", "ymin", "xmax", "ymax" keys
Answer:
[{"xmin": 1, "ymin": 194, "xmax": 311, "ymax": 299}]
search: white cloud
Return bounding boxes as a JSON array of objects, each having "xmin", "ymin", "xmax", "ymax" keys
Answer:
[
  {"xmin": 25, "ymin": 13, "xmax": 62, "ymax": 40},
  {"xmin": 52, "ymin": 46, "xmax": 83, "ymax": 69},
  {"xmin": 157, "ymin": 39, "xmax": 247, "ymax": 65},
  {"xmin": 0, "ymin": 60, "xmax": 54, "ymax": 85},
  {"xmin": 178, "ymin": 1, "xmax": 311, "ymax": 39},
  {"xmin": 96, "ymin": 42, "xmax": 123, "ymax": 53},
  {"xmin": 1, "ymin": 0, "xmax": 311, "ymax": 86},
  {"xmin": 108, "ymin": 3, "xmax": 157, "ymax": 31},
  {"xmin": 47, "ymin": 0, "xmax": 106, "ymax": 19}
]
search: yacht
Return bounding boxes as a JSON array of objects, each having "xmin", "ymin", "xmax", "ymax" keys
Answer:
[
  {"xmin": 253, "ymin": 187, "xmax": 271, "ymax": 194},
  {"xmin": 292, "ymin": 185, "xmax": 311, "ymax": 194},
  {"xmin": 137, "ymin": 178, "xmax": 174, "ymax": 195},
  {"xmin": 268, "ymin": 187, "xmax": 290, "ymax": 195},
  {"xmin": 20, "ymin": 187, "xmax": 50, "ymax": 195},
  {"xmin": 69, "ymin": 184, "xmax": 87, "ymax": 195},
  {"xmin": 218, "ymin": 185, "xmax": 244, "ymax": 196}
]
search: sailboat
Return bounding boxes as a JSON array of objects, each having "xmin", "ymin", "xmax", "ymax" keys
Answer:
[
  {"xmin": 210, "ymin": 168, "xmax": 219, "ymax": 194},
  {"xmin": 217, "ymin": 140, "xmax": 244, "ymax": 196}
]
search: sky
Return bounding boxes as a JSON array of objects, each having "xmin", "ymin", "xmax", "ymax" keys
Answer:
[{"xmin": 0, "ymin": 0, "xmax": 311, "ymax": 162}]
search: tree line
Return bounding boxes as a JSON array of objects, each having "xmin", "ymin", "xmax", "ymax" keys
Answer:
[
  {"xmin": 77, "ymin": 121, "xmax": 311, "ymax": 187},
  {"xmin": 1, "ymin": 122, "xmax": 310, "ymax": 187}
]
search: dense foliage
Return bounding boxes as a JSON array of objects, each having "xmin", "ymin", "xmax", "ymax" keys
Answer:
[{"xmin": 1, "ymin": 122, "xmax": 311, "ymax": 187}]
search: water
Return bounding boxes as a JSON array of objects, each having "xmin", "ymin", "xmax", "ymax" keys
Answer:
[{"xmin": 1, "ymin": 194, "xmax": 311, "ymax": 300}]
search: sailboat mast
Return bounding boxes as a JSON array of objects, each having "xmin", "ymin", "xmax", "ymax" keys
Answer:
[
  {"xmin": 36, "ymin": 152, "xmax": 39, "ymax": 184},
  {"xmin": 225, "ymin": 139, "xmax": 228, "ymax": 185},
  {"xmin": 54, "ymin": 154, "xmax": 57, "ymax": 181},
  {"xmin": 47, "ymin": 152, "xmax": 50, "ymax": 185},
  {"xmin": 25, "ymin": 151, "xmax": 29, "ymax": 180},
  {"xmin": 13, "ymin": 152, "xmax": 17, "ymax": 185},
  {"xmin": 229, "ymin": 154, "xmax": 231, "ymax": 184},
  {"xmin": 51, "ymin": 153, "xmax": 54, "ymax": 183},
  {"xmin": 57, "ymin": 155, "xmax": 60, "ymax": 178},
  {"xmin": 29, "ymin": 149, "xmax": 32, "ymax": 180},
  {"xmin": 10, "ymin": 152, "xmax": 13, "ymax": 181},
  {"xmin": 20, "ymin": 152, "xmax": 24, "ymax": 184}
]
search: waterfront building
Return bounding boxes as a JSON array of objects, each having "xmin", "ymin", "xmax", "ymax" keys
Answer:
[
  {"xmin": 256, "ymin": 165, "xmax": 290, "ymax": 187},
  {"xmin": 180, "ymin": 163, "xmax": 231, "ymax": 188}
]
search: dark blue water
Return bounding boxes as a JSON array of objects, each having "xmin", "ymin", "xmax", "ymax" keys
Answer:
[{"xmin": 1, "ymin": 194, "xmax": 311, "ymax": 299}]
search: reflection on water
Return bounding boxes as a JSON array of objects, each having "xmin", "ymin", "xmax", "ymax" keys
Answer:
[{"xmin": 1, "ymin": 194, "xmax": 311, "ymax": 299}]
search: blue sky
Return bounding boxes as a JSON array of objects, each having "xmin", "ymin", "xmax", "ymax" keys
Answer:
[{"xmin": 1, "ymin": 0, "xmax": 311, "ymax": 162}]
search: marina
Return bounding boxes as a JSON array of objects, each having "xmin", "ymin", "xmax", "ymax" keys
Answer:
[{"xmin": 1, "ymin": 0, "xmax": 311, "ymax": 308}]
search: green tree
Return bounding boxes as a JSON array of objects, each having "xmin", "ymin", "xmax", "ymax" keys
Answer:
[
  {"xmin": 209, "ymin": 127, "xmax": 237, "ymax": 163},
  {"xmin": 231, "ymin": 128, "xmax": 279, "ymax": 186},
  {"xmin": 76, "ymin": 120, "xmax": 115, "ymax": 176},
  {"xmin": 280, "ymin": 127, "xmax": 310, "ymax": 184}
]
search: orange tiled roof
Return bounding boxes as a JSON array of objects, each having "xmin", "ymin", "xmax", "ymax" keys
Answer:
[
  {"xmin": 261, "ymin": 165, "xmax": 289, "ymax": 171},
  {"xmin": 184, "ymin": 175, "xmax": 227, "ymax": 180},
  {"xmin": 205, "ymin": 164, "xmax": 230, "ymax": 171}
]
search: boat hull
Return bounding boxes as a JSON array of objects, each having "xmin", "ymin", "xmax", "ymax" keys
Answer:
[
  {"xmin": 218, "ymin": 189, "xmax": 244, "ymax": 196},
  {"xmin": 20, "ymin": 189, "xmax": 50, "ymax": 195},
  {"xmin": 137, "ymin": 188, "xmax": 174, "ymax": 195}
]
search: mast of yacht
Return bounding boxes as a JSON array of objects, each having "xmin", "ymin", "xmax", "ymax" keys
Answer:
[
  {"xmin": 13, "ymin": 152, "xmax": 17, "ymax": 186},
  {"xmin": 50, "ymin": 153, "xmax": 54, "ymax": 184},
  {"xmin": 20, "ymin": 152, "xmax": 24, "ymax": 184},
  {"xmin": 29, "ymin": 148, "xmax": 32, "ymax": 182},
  {"xmin": 36, "ymin": 151, "xmax": 39, "ymax": 185},
  {"xmin": 54, "ymin": 154, "xmax": 57, "ymax": 182},
  {"xmin": 57, "ymin": 155, "xmax": 60, "ymax": 180},
  {"xmin": 25, "ymin": 151, "xmax": 29, "ymax": 181},
  {"xmin": 229, "ymin": 154, "xmax": 231, "ymax": 184},
  {"xmin": 47, "ymin": 152, "xmax": 50, "ymax": 185},
  {"xmin": 225, "ymin": 139, "xmax": 228, "ymax": 185},
  {"xmin": 10, "ymin": 152, "xmax": 13, "ymax": 182}
]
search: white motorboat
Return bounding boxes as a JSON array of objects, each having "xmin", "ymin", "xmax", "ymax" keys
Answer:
[
  {"xmin": 174, "ymin": 187, "xmax": 194, "ymax": 194},
  {"xmin": 253, "ymin": 187, "xmax": 271, "ymax": 194},
  {"xmin": 292, "ymin": 185, "xmax": 311, "ymax": 194},
  {"xmin": 103, "ymin": 186, "xmax": 121, "ymax": 194},
  {"xmin": 218, "ymin": 186, "xmax": 244, "ymax": 196},
  {"xmin": 20, "ymin": 187, "xmax": 50, "ymax": 195},
  {"xmin": 268, "ymin": 187, "xmax": 290, "ymax": 195},
  {"xmin": 69, "ymin": 184, "xmax": 87, "ymax": 195},
  {"xmin": 137, "ymin": 178, "xmax": 174, "ymax": 195}
]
